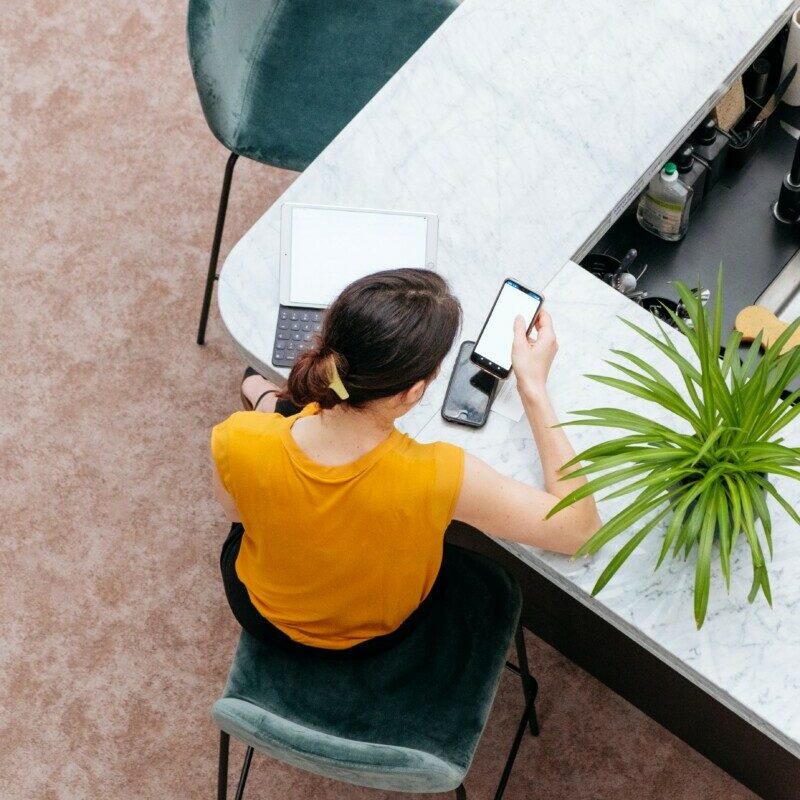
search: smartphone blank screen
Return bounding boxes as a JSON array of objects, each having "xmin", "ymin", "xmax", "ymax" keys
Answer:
[{"xmin": 474, "ymin": 281, "xmax": 542, "ymax": 372}]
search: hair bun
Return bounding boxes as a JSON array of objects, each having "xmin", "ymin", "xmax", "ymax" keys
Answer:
[{"xmin": 285, "ymin": 349, "xmax": 349, "ymax": 409}]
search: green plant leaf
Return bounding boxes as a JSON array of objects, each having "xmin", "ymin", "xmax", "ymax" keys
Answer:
[
  {"xmin": 761, "ymin": 387, "xmax": 800, "ymax": 440},
  {"xmin": 721, "ymin": 328, "xmax": 743, "ymax": 378},
  {"xmin": 564, "ymin": 448, "xmax": 689, "ymax": 480},
  {"xmin": 591, "ymin": 507, "xmax": 671, "ymax": 595},
  {"xmin": 574, "ymin": 486, "xmax": 674, "ymax": 557},
  {"xmin": 656, "ymin": 479, "xmax": 707, "ymax": 568},
  {"xmin": 741, "ymin": 464, "xmax": 800, "ymax": 481},
  {"xmin": 688, "ymin": 425, "xmax": 729, "ymax": 467},
  {"xmin": 600, "ymin": 466, "xmax": 699, "ymax": 502},
  {"xmin": 694, "ymin": 488, "xmax": 717, "ymax": 628},
  {"xmin": 754, "ymin": 474, "xmax": 800, "ymax": 527},
  {"xmin": 604, "ymin": 359, "xmax": 711, "ymax": 428},
  {"xmin": 618, "ymin": 316, "xmax": 702, "ymax": 383},
  {"xmin": 673, "ymin": 280, "xmax": 718, "ymax": 433},
  {"xmin": 559, "ymin": 408, "xmax": 694, "ymax": 446},
  {"xmin": 735, "ymin": 477, "xmax": 769, "ymax": 605},
  {"xmin": 716, "ymin": 481, "xmax": 732, "ymax": 590},
  {"xmin": 609, "ymin": 348, "xmax": 706, "ymax": 417},
  {"xmin": 675, "ymin": 485, "xmax": 709, "ymax": 559},
  {"xmin": 763, "ymin": 314, "xmax": 800, "ymax": 358},
  {"xmin": 712, "ymin": 266, "xmax": 724, "ymax": 356},
  {"xmin": 745, "ymin": 346, "xmax": 800, "ymax": 440},
  {"xmin": 745, "ymin": 473, "xmax": 773, "ymax": 559},
  {"xmin": 559, "ymin": 435, "xmax": 660, "ymax": 469},
  {"xmin": 546, "ymin": 465, "xmax": 658, "ymax": 518},
  {"xmin": 584, "ymin": 374, "xmax": 704, "ymax": 431},
  {"xmin": 722, "ymin": 474, "xmax": 744, "ymax": 553}
]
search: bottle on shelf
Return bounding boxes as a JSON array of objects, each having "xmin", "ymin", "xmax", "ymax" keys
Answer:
[
  {"xmin": 673, "ymin": 144, "xmax": 708, "ymax": 207},
  {"xmin": 636, "ymin": 162, "xmax": 693, "ymax": 242},
  {"xmin": 693, "ymin": 117, "xmax": 728, "ymax": 193},
  {"xmin": 745, "ymin": 57, "xmax": 771, "ymax": 103}
]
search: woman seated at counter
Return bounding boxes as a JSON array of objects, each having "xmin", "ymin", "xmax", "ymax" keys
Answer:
[{"xmin": 211, "ymin": 268, "xmax": 600, "ymax": 655}]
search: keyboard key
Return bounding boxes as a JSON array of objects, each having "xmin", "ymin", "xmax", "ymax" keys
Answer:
[
  {"xmin": 287, "ymin": 341, "xmax": 295, "ymax": 350},
  {"xmin": 303, "ymin": 333, "xmax": 312, "ymax": 342},
  {"xmin": 276, "ymin": 341, "xmax": 285, "ymax": 350},
  {"xmin": 300, "ymin": 312, "xmax": 309, "ymax": 321},
  {"xmin": 312, "ymin": 312, "xmax": 321, "ymax": 321},
  {"xmin": 291, "ymin": 333, "xmax": 301, "ymax": 341},
  {"xmin": 277, "ymin": 331, "xmax": 288, "ymax": 339},
  {"xmin": 302, "ymin": 323, "xmax": 312, "ymax": 332},
  {"xmin": 280, "ymin": 311, "xmax": 288, "ymax": 320},
  {"xmin": 290, "ymin": 312, "xmax": 299, "ymax": 320},
  {"xmin": 278, "ymin": 322, "xmax": 289, "ymax": 330},
  {"xmin": 290, "ymin": 322, "xmax": 300, "ymax": 331}
]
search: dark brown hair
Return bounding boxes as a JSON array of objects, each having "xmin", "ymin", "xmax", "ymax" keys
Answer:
[{"xmin": 283, "ymin": 268, "xmax": 461, "ymax": 410}]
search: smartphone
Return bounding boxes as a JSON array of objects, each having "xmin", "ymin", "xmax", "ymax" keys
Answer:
[
  {"xmin": 442, "ymin": 341, "xmax": 500, "ymax": 427},
  {"xmin": 471, "ymin": 278, "xmax": 544, "ymax": 379}
]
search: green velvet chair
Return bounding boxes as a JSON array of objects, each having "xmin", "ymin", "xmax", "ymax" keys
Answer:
[
  {"xmin": 188, "ymin": 0, "xmax": 459, "ymax": 344},
  {"xmin": 213, "ymin": 545, "xmax": 539, "ymax": 799}
]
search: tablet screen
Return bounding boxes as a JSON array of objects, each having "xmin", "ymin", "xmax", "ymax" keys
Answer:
[{"xmin": 288, "ymin": 207, "xmax": 430, "ymax": 307}]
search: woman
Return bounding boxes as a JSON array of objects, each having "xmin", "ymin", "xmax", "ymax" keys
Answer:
[{"xmin": 211, "ymin": 269, "xmax": 600, "ymax": 655}]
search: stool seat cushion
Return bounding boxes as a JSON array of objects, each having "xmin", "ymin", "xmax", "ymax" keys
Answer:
[
  {"xmin": 212, "ymin": 545, "xmax": 521, "ymax": 793},
  {"xmin": 187, "ymin": 0, "xmax": 458, "ymax": 172}
]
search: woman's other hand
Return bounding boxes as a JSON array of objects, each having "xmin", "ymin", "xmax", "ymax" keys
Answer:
[{"xmin": 511, "ymin": 310, "xmax": 558, "ymax": 397}]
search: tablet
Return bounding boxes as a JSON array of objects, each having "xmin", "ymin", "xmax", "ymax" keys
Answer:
[{"xmin": 279, "ymin": 203, "xmax": 438, "ymax": 309}]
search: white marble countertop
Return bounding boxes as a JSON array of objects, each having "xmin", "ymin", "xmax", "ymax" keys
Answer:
[
  {"xmin": 217, "ymin": 0, "xmax": 800, "ymax": 756},
  {"xmin": 418, "ymin": 262, "xmax": 800, "ymax": 759}
]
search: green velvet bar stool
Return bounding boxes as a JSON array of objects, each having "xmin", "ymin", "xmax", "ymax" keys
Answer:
[
  {"xmin": 188, "ymin": 0, "xmax": 459, "ymax": 344},
  {"xmin": 213, "ymin": 546, "xmax": 539, "ymax": 799}
]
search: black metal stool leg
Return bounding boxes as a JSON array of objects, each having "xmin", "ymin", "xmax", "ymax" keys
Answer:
[
  {"xmin": 218, "ymin": 731, "xmax": 230, "ymax": 800},
  {"xmin": 494, "ymin": 693, "xmax": 536, "ymax": 800},
  {"xmin": 514, "ymin": 622, "xmax": 539, "ymax": 736},
  {"xmin": 455, "ymin": 784, "xmax": 467, "ymax": 799},
  {"xmin": 197, "ymin": 151, "xmax": 239, "ymax": 345},
  {"xmin": 233, "ymin": 745, "xmax": 254, "ymax": 800}
]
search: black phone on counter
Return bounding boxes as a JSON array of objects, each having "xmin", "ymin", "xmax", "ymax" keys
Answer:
[
  {"xmin": 471, "ymin": 278, "xmax": 544, "ymax": 380},
  {"xmin": 441, "ymin": 341, "xmax": 500, "ymax": 428}
]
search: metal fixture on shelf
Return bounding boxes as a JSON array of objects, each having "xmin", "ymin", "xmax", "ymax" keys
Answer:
[
  {"xmin": 582, "ymin": 249, "xmax": 649, "ymax": 300},
  {"xmin": 774, "ymin": 125, "xmax": 800, "ymax": 223}
]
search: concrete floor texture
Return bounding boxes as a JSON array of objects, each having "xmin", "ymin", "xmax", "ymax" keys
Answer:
[{"xmin": 0, "ymin": 2, "xmax": 760, "ymax": 799}]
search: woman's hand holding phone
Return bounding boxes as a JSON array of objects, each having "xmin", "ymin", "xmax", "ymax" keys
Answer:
[{"xmin": 511, "ymin": 309, "xmax": 558, "ymax": 399}]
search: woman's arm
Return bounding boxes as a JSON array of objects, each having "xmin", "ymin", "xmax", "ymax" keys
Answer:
[
  {"xmin": 452, "ymin": 310, "xmax": 600, "ymax": 554},
  {"xmin": 212, "ymin": 462, "xmax": 240, "ymax": 523}
]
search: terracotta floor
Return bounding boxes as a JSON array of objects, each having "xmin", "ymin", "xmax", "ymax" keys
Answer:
[{"xmin": 0, "ymin": 2, "xmax": 760, "ymax": 798}]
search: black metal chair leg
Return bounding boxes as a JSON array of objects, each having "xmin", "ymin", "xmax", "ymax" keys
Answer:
[
  {"xmin": 455, "ymin": 784, "xmax": 467, "ymax": 799},
  {"xmin": 218, "ymin": 731, "xmax": 230, "ymax": 800},
  {"xmin": 233, "ymin": 745, "xmax": 254, "ymax": 800},
  {"xmin": 514, "ymin": 622, "xmax": 539, "ymax": 736},
  {"xmin": 197, "ymin": 151, "xmax": 239, "ymax": 345},
  {"xmin": 494, "ymin": 693, "xmax": 536, "ymax": 800}
]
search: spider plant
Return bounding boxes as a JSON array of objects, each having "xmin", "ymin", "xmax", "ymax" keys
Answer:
[{"xmin": 549, "ymin": 269, "xmax": 800, "ymax": 627}]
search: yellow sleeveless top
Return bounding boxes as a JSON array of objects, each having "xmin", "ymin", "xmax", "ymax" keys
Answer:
[{"xmin": 211, "ymin": 405, "xmax": 465, "ymax": 649}]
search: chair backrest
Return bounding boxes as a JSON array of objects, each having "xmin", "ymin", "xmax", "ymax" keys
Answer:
[
  {"xmin": 187, "ymin": 0, "xmax": 458, "ymax": 170},
  {"xmin": 187, "ymin": 0, "xmax": 281, "ymax": 154}
]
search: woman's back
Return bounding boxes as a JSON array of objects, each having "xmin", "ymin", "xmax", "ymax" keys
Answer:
[
  {"xmin": 212, "ymin": 268, "xmax": 600, "ymax": 655},
  {"xmin": 212, "ymin": 405, "xmax": 463, "ymax": 649}
]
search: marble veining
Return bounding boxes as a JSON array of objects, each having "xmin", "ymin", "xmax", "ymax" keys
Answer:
[
  {"xmin": 220, "ymin": 0, "xmax": 796, "ymax": 388},
  {"xmin": 217, "ymin": 0, "xmax": 800, "ymax": 756}
]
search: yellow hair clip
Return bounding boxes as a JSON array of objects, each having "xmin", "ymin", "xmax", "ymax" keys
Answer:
[{"xmin": 328, "ymin": 359, "xmax": 350, "ymax": 400}]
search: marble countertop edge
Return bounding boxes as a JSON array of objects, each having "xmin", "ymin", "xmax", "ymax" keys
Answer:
[{"xmin": 497, "ymin": 537, "xmax": 800, "ymax": 759}]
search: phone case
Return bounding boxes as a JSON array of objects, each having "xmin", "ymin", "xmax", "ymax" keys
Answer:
[{"xmin": 441, "ymin": 341, "xmax": 499, "ymax": 428}]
